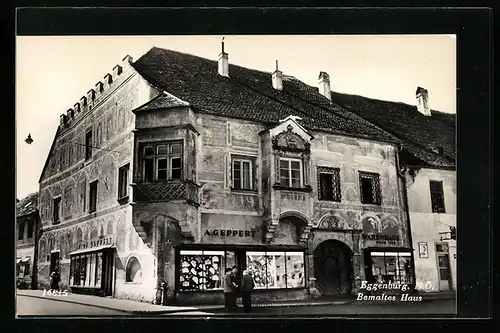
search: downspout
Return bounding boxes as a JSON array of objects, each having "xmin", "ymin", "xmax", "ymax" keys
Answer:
[{"xmin": 395, "ymin": 145, "xmax": 417, "ymax": 289}]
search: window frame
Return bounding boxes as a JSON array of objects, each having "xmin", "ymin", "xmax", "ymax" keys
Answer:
[
  {"xmin": 279, "ymin": 157, "xmax": 304, "ymax": 188},
  {"xmin": 369, "ymin": 251, "xmax": 413, "ymax": 284},
  {"xmin": 69, "ymin": 252, "xmax": 103, "ymax": 288},
  {"xmin": 246, "ymin": 251, "xmax": 305, "ymax": 290},
  {"xmin": 53, "ymin": 196, "xmax": 62, "ymax": 224},
  {"xmin": 140, "ymin": 141, "xmax": 183, "ymax": 183},
  {"xmin": 317, "ymin": 167, "xmax": 341, "ymax": 202},
  {"xmin": 429, "ymin": 180, "xmax": 446, "ymax": 213},
  {"xmin": 359, "ymin": 171, "xmax": 382, "ymax": 205},
  {"xmin": 118, "ymin": 163, "xmax": 130, "ymax": 200},
  {"xmin": 89, "ymin": 180, "xmax": 98, "ymax": 213},
  {"xmin": 85, "ymin": 128, "xmax": 93, "ymax": 161},
  {"xmin": 232, "ymin": 158, "xmax": 254, "ymax": 190}
]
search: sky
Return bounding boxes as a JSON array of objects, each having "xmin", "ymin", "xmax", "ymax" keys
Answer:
[{"xmin": 16, "ymin": 35, "xmax": 456, "ymax": 199}]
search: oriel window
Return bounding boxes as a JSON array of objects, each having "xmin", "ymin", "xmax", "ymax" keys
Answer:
[
  {"xmin": 430, "ymin": 180, "xmax": 446, "ymax": 213},
  {"xmin": 318, "ymin": 167, "xmax": 341, "ymax": 201},
  {"xmin": 140, "ymin": 142, "xmax": 183, "ymax": 182},
  {"xmin": 359, "ymin": 171, "xmax": 382, "ymax": 205},
  {"xmin": 279, "ymin": 158, "xmax": 303, "ymax": 188}
]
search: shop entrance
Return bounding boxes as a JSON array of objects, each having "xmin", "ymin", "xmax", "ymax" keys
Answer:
[{"xmin": 313, "ymin": 240, "xmax": 353, "ymax": 295}]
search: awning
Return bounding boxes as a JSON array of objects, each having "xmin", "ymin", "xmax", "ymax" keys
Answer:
[
  {"xmin": 176, "ymin": 243, "xmax": 306, "ymax": 251},
  {"xmin": 16, "ymin": 258, "xmax": 21, "ymax": 264},
  {"xmin": 21, "ymin": 257, "xmax": 31, "ymax": 263},
  {"xmin": 68, "ymin": 244, "xmax": 114, "ymax": 256}
]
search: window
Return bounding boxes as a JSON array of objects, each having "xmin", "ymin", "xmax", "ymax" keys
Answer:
[
  {"xmin": 53, "ymin": 197, "xmax": 61, "ymax": 224},
  {"xmin": 141, "ymin": 142, "xmax": 183, "ymax": 182},
  {"xmin": 118, "ymin": 163, "xmax": 130, "ymax": 199},
  {"xmin": 359, "ymin": 172, "xmax": 382, "ymax": 205},
  {"xmin": 85, "ymin": 129, "xmax": 93, "ymax": 160},
  {"xmin": 318, "ymin": 167, "xmax": 341, "ymax": 201},
  {"xmin": 89, "ymin": 180, "xmax": 98, "ymax": 213},
  {"xmin": 18, "ymin": 221, "xmax": 25, "ymax": 240},
  {"xmin": 70, "ymin": 253, "xmax": 102, "ymax": 288},
  {"xmin": 232, "ymin": 159, "xmax": 253, "ymax": 190},
  {"xmin": 370, "ymin": 252, "xmax": 412, "ymax": 284},
  {"xmin": 179, "ymin": 250, "xmax": 228, "ymax": 291},
  {"xmin": 430, "ymin": 180, "xmax": 445, "ymax": 213},
  {"xmin": 27, "ymin": 220, "xmax": 34, "ymax": 239},
  {"xmin": 246, "ymin": 251, "xmax": 305, "ymax": 289},
  {"xmin": 125, "ymin": 257, "xmax": 143, "ymax": 283},
  {"xmin": 279, "ymin": 158, "xmax": 303, "ymax": 188}
]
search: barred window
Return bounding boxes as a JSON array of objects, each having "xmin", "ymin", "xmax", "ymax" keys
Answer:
[
  {"xmin": 359, "ymin": 172, "xmax": 382, "ymax": 205},
  {"xmin": 317, "ymin": 167, "xmax": 341, "ymax": 202}
]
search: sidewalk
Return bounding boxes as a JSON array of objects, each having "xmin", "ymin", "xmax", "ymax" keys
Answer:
[{"xmin": 17, "ymin": 289, "xmax": 455, "ymax": 315}]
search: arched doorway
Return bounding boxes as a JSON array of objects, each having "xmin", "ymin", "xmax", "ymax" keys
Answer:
[{"xmin": 313, "ymin": 239, "xmax": 353, "ymax": 295}]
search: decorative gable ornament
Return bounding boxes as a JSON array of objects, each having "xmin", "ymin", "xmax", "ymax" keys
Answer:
[
  {"xmin": 318, "ymin": 214, "xmax": 350, "ymax": 230},
  {"xmin": 271, "ymin": 124, "xmax": 311, "ymax": 153}
]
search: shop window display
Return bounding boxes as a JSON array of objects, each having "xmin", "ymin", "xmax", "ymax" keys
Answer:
[
  {"xmin": 370, "ymin": 252, "xmax": 412, "ymax": 284},
  {"xmin": 179, "ymin": 250, "xmax": 229, "ymax": 291},
  {"xmin": 246, "ymin": 251, "xmax": 305, "ymax": 289},
  {"xmin": 70, "ymin": 253, "xmax": 104, "ymax": 288}
]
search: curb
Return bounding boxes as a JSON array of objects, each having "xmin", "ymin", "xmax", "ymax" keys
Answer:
[{"xmin": 18, "ymin": 293, "xmax": 455, "ymax": 315}]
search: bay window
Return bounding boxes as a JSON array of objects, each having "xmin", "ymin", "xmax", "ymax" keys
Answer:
[{"xmin": 141, "ymin": 141, "xmax": 183, "ymax": 182}]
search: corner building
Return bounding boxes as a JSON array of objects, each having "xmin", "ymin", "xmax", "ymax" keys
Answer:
[{"xmin": 38, "ymin": 45, "xmax": 415, "ymax": 304}]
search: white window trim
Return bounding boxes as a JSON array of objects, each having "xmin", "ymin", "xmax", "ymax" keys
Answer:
[
  {"xmin": 279, "ymin": 157, "xmax": 303, "ymax": 188},
  {"xmin": 156, "ymin": 157, "xmax": 168, "ymax": 180},
  {"xmin": 232, "ymin": 158, "xmax": 253, "ymax": 190}
]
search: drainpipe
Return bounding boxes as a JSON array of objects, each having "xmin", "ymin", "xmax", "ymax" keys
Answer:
[{"xmin": 395, "ymin": 144, "xmax": 417, "ymax": 290}]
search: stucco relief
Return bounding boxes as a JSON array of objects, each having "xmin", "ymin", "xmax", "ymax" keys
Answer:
[
  {"xmin": 273, "ymin": 220, "xmax": 300, "ymax": 244},
  {"xmin": 200, "ymin": 182, "xmax": 221, "ymax": 209},
  {"xmin": 116, "ymin": 216, "xmax": 126, "ymax": 253},
  {"xmin": 345, "ymin": 210, "xmax": 362, "ymax": 229},
  {"xmin": 361, "ymin": 214, "xmax": 381, "ymax": 233},
  {"xmin": 230, "ymin": 123, "xmax": 259, "ymax": 144},
  {"xmin": 62, "ymin": 177, "xmax": 76, "ymax": 217},
  {"xmin": 106, "ymin": 216, "xmax": 115, "ymax": 235},
  {"xmin": 226, "ymin": 193, "xmax": 259, "ymax": 211},
  {"xmin": 76, "ymin": 227, "xmax": 83, "ymax": 244},
  {"xmin": 344, "ymin": 186, "xmax": 358, "ymax": 202},
  {"xmin": 40, "ymin": 189, "xmax": 52, "ymax": 222},
  {"xmin": 380, "ymin": 215, "xmax": 400, "ymax": 235},
  {"xmin": 343, "ymin": 165, "xmax": 357, "ymax": 183},
  {"xmin": 317, "ymin": 213, "xmax": 349, "ymax": 230}
]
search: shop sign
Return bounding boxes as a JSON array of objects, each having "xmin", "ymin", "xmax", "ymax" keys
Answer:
[
  {"xmin": 77, "ymin": 236, "xmax": 114, "ymax": 250},
  {"xmin": 362, "ymin": 234, "xmax": 400, "ymax": 246},
  {"xmin": 204, "ymin": 229, "xmax": 257, "ymax": 238}
]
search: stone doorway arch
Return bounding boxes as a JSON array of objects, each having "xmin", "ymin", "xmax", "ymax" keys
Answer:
[{"xmin": 313, "ymin": 239, "xmax": 353, "ymax": 295}]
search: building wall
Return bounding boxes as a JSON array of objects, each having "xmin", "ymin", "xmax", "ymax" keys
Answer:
[
  {"xmin": 37, "ymin": 60, "xmax": 161, "ymax": 302},
  {"xmin": 407, "ymin": 168, "xmax": 456, "ymax": 292}
]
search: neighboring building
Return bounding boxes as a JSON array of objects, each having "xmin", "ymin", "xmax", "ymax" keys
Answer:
[
  {"xmin": 16, "ymin": 192, "xmax": 40, "ymax": 289},
  {"xmin": 332, "ymin": 87, "xmax": 456, "ymax": 292},
  {"xmin": 38, "ymin": 44, "xmax": 415, "ymax": 305}
]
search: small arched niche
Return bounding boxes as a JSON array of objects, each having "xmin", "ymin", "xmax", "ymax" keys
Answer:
[{"xmin": 125, "ymin": 256, "xmax": 143, "ymax": 284}]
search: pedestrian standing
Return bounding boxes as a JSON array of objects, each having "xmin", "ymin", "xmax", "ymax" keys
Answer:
[
  {"xmin": 223, "ymin": 268, "xmax": 234, "ymax": 312},
  {"xmin": 230, "ymin": 265, "xmax": 239, "ymax": 308},
  {"xmin": 50, "ymin": 271, "xmax": 60, "ymax": 291},
  {"xmin": 240, "ymin": 270, "xmax": 255, "ymax": 313}
]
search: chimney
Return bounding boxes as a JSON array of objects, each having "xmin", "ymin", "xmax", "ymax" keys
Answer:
[
  {"xmin": 272, "ymin": 60, "xmax": 283, "ymax": 91},
  {"xmin": 416, "ymin": 87, "xmax": 431, "ymax": 116},
  {"xmin": 318, "ymin": 71, "xmax": 331, "ymax": 100},
  {"xmin": 218, "ymin": 37, "xmax": 229, "ymax": 77}
]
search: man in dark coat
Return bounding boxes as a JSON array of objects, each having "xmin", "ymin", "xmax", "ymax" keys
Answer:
[
  {"xmin": 223, "ymin": 268, "xmax": 235, "ymax": 312},
  {"xmin": 230, "ymin": 265, "xmax": 239, "ymax": 307},
  {"xmin": 240, "ymin": 270, "xmax": 255, "ymax": 313}
]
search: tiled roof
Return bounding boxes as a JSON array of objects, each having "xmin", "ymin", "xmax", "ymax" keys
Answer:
[
  {"xmin": 132, "ymin": 47, "xmax": 455, "ymax": 169},
  {"xmin": 134, "ymin": 92, "xmax": 190, "ymax": 112},
  {"xmin": 16, "ymin": 192, "xmax": 39, "ymax": 218},
  {"xmin": 132, "ymin": 47, "xmax": 400, "ymax": 144},
  {"xmin": 330, "ymin": 92, "xmax": 456, "ymax": 169}
]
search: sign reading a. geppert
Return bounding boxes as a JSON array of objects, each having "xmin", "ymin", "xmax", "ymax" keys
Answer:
[{"xmin": 204, "ymin": 229, "xmax": 257, "ymax": 237}]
